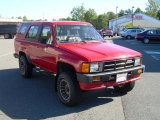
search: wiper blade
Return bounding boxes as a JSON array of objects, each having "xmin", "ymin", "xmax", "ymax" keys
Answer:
[{"xmin": 83, "ymin": 37, "xmax": 96, "ymax": 40}]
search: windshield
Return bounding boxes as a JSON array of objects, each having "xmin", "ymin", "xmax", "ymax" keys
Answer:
[{"xmin": 55, "ymin": 25, "xmax": 104, "ymax": 43}]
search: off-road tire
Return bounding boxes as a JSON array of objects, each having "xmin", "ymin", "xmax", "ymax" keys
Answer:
[{"xmin": 57, "ymin": 72, "xmax": 82, "ymax": 106}]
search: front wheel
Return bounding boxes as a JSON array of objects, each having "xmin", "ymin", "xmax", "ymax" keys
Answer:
[
  {"xmin": 126, "ymin": 35, "xmax": 131, "ymax": 39},
  {"xmin": 57, "ymin": 72, "xmax": 82, "ymax": 106},
  {"xmin": 114, "ymin": 82, "xmax": 135, "ymax": 93}
]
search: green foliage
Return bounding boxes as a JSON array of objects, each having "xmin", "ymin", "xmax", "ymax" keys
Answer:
[
  {"xmin": 125, "ymin": 9, "xmax": 132, "ymax": 15},
  {"xmin": 125, "ymin": 23, "xmax": 134, "ymax": 27},
  {"xmin": 84, "ymin": 9, "xmax": 97, "ymax": 24},
  {"xmin": 145, "ymin": 0, "xmax": 160, "ymax": 18},
  {"xmin": 23, "ymin": 16, "xmax": 28, "ymax": 21},
  {"xmin": 59, "ymin": 17, "xmax": 72, "ymax": 21},
  {"xmin": 157, "ymin": 10, "xmax": 160, "ymax": 19},
  {"xmin": 134, "ymin": 8, "xmax": 143, "ymax": 13},
  {"xmin": 95, "ymin": 14, "xmax": 108, "ymax": 29},
  {"xmin": 70, "ymin": 4, "xmax": 86, "ymax": 21},
  {"xmin": 118, "ymin": 10, "xmax": 125, "ymax": 17},
  {"xmin": 107, "ymin": 11, "xmax": 116, "ymax": 20}
]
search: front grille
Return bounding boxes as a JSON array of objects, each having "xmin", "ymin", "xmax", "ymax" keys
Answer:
[{"xmin": 103, "ymin": 58, "xmax": 135, "ymax": 72}]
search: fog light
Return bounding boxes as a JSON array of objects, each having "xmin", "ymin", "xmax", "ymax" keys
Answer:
[
  {"xmin": 137, "ymin": 69, "xmax": 143, "ymax": 74},
  {"xmin": 93, "ymin": 76, "xmax": 101, "ymax": 81}
]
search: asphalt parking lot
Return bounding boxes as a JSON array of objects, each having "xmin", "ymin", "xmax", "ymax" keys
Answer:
[{"xmin": 0, "ymin": 37, "xmax": 160, "ymax": 120}]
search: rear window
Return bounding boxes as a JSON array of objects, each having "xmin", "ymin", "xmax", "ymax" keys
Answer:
[{"xmin": 18, "ymin": 23, "xmax": 28, "ymax": 34}]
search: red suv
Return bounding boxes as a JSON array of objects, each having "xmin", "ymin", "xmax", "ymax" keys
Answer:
[{"xmin": 14, "ymin": 21, "xmax": 145, "ymax": 106}]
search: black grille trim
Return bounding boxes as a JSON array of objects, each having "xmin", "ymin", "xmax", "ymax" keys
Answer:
[{"xmin": 103, "ymin": 58, "xmax": 135, "ymax": 72}]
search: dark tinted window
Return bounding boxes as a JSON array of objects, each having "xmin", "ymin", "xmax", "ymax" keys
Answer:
[
  {"xmin": 26, "ymin": 26, "xmax": 39, "ymax": 40},
  {"xmin": 137, "ymin": 30, "xmax": 142, "ymax": 33},
  {"xmin": 157, "ymin": 30, "xmax": 160, "ymax": 35},
  {"xmin": 40, "ymin": 26, "xmax": 53, "ymax": 44},
  {"xmin": 147, "ymin": 30, "xmax": 157, "ymax": 35},
  {"xmin": 18, "ymin": 23, "xmax": 28, "ymax": 34}
]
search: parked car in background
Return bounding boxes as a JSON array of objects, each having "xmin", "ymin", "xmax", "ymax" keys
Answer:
[
  {"xmin": 136, "ymin": 29, "xmax": 160, "ymax": 44},
  {"xmin": 100, "ymin": 28, "xmax": 113, "ymax": 37},
  {"xmin": 0, "ymin": 24, "xmax": 19, "ymax": 39},
  {"xmin": 119, "ymin": 28, "xmax": 144, "ymax": 39}
]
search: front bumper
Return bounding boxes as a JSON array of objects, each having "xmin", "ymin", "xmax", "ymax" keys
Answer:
[{"xmin": 77, "ymin": 65, "xmax": 145, "ymax": 90}]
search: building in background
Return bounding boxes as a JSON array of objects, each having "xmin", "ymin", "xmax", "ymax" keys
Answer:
[
  {"xmin": 109, "ymin": 13, "xmax": 160, "ymax": 35},
  {"xmin": 0, "ymin": 18, "xmax": 23, "ymax": 38},
  {"xmin": 0, "ymin": 18, "xmax": 23, "ymax": 25}
]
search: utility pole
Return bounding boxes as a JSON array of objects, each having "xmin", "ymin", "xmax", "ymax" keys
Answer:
[
  {"xmin": 116, "ymin": 6, "xmax": 118, "ymax": 35},
  {"xmin": 132, "ymin": 6, "xmax": 134, "ymax": 27}
]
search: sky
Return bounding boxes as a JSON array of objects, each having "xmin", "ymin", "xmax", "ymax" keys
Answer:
[{"xmin": 0, "ymin": 0, "xmax": 149, "ymax": 20}]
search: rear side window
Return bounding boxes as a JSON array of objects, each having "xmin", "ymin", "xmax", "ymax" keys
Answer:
[
  {"xmin": 26, "ymin": 26, "xmax": 40, "ymax": 41},
  {"xmin": 18, "ymin": 24, "xmax": 28, "ymax": 34},
  {"xmin": 157, "ymin": 30, "xmax": 160, "ymax": 35}
]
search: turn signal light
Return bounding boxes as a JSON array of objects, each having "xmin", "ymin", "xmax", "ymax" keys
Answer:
[
  {"xmin": 93, "ymin": 76, "xmax": 101, "ymax": 81},
  {"xmin": 82, "ymin": 63, "xmax": 90, "ymax": 73}
]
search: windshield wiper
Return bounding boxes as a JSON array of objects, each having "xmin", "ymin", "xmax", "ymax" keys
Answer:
[{"xmin": 83, "ymin": 37, "xmax": 96, "ymax": 40}]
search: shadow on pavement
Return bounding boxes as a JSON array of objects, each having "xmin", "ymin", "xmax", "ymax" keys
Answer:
[{"xmin": 0, "ymin": 68, "xmax": 122, "ymax": 119}]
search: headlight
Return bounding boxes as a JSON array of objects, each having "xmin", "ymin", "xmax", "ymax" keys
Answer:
[
  {"xmin": 134, "ymin": 57, "xmax": 141, "ymax": 66},
  {"xmin": 90, "ymin": 62, "xmax": 100, "ymax": 72},
  {"xmin": 82, "ymin": 62, "xmax": 102, "ymax": 73}
]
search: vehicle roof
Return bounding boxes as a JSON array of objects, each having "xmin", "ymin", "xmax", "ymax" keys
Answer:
[{"xmin": 23, "ymin": 21, "xmax": 90, "ymax": 25}]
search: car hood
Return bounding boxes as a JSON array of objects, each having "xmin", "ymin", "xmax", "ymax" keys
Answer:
[{"xmin": 59, "ymin": 42, "xmax": 141, "ymax": 62}]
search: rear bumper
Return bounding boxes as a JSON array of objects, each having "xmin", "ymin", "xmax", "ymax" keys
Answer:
[{"xmin": 77, "ymin": 65, "xmax": 145, "ymax": 91}]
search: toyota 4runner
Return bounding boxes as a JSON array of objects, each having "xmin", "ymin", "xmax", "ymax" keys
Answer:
[{"xmin": 14, "ymin": 21, "xmax": 145, "ymax": 106}]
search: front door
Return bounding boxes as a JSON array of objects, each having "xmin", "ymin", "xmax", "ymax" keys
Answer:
[{"xmin": 36, "ymin": 25, "xmax": 57, "ymax": 72}]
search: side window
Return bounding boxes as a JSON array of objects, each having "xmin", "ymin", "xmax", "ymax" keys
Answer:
[
  {"xmin": 18, "ymin": 24, "xmax": 28, "ymax": 34},
  {"xmin": 147, "ymin": 30, "xmax": 157, "ymax": 35},
  {"xmin": 131, "ymin": 30, "xmax": 136, "ymax": 33},
  {"xmin": 26, "ymin": 26, "xmax": 39, "ymax": 41},
  {"xmin": 40, "ymin": 26, "xmax": 53, "ymax": 44}
]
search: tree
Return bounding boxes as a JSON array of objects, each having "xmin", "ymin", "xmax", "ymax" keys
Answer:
[
  {"xmin": 134, "ymin": 8, "xmax": 143, "ymax": 13},
  {"xmin": 95, "ymin": 14, "xmax": 108, "ymax": 29},
  {"xmin": 107, "ymin": 11, "xmax": 116, "ymax": 20},
  {"xmin": 70, "ymin": 4, "xmax": 86, "ymax": 21},
  {"xmin": 125, "ymin": 9, "xmax": 132, "ymax": 15},
  {"xmin": 145, "ymin": 0, "xmax": 160, "ymax": 18},
  {"xmin": 17, "ymin": 16, "xmax": 22, "ymax": 19},
  {"xmin": 23, "ymin": 16, "xmax": 28, "ymax": 21},
  {"xmin": 146, "ymin": 0, "xmax": 160, "ymax": 11},
  {"xmin": 84, "ymin": 8, "xmax": 97, "ymax": 25},
  {"xmin": 157, "ymin": 10, "xmax": 160, "ymax": 19},
  {"xmin": 59, "ymin": 17, "xmax": 72, "ymax": 21},
  {"xmin": 118, "ymin": 10, "xmax": 125, "ymax": 17}
]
